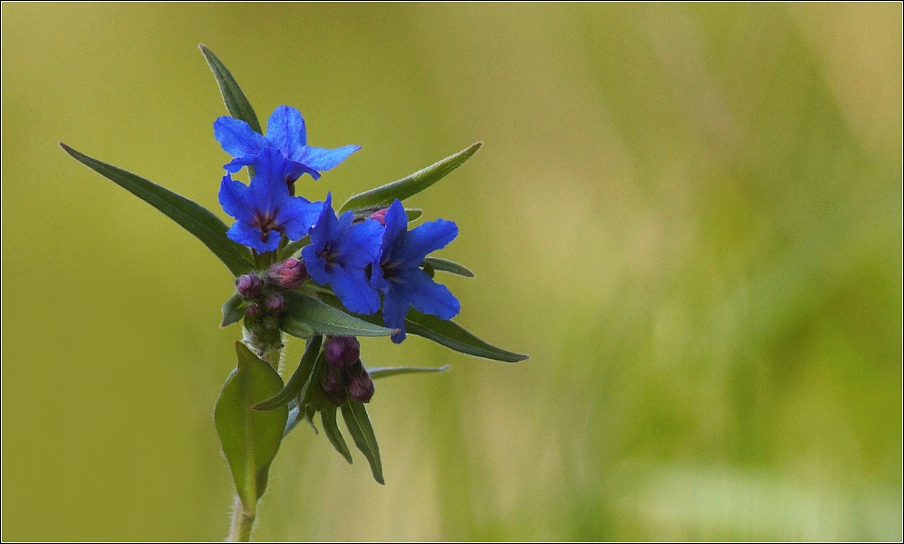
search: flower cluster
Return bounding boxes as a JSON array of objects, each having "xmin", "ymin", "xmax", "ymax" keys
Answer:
[
  {"xmin": 62, "ymin": 44, "xmax": 524, "ymax": 508},
  {"xmin": 216, "ymin": 106, "xmax": 461, "ymax": 343}
]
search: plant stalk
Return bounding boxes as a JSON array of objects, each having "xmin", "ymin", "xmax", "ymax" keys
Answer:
[{"xmin": 228, "ymin": 495, "xmax": 255, "ymax": 542}]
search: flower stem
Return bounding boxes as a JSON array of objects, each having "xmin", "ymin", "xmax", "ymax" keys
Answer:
[{"xmin": 228, "ymin": 494, "xmax": 255, "ymax": 542}]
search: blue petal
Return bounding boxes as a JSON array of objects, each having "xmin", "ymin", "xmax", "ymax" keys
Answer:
[
  {"xmin": 336, "ymin": 209, "xmax": 355, "ymax": 232},
  {"xmin": 381, "ymin": 289, "xmax": 409, "ymax": 343},
  {"xmin": 395, "ymin": 268, "xmax": 460, "ymax": 320},
  {"xmin": 278, "ymin": 197, "xmax": 323, "ymax": 240},
  {"xmin": 380, "ymin": 200, "xmax": 409, "ymax": 255},
  {"xmin": 214, "ymin": 117, "xmax": 269, "ymax": 158},
  {"xmin": 330, "ymin": 268, "xmax": 381, "ymax": 315},
  {"xmin": 398, "ymin": 219, "xmax": 459, "ymax": 264},
  {"xmin": 227, "ymin": 221, "xmax": 281, "ymax": 253},
  {"xmin": 336, "ymin": 219, "xmax": 384, "ymax": 269},
  {"xmin": 301, "ymin": 244, "xmax": 331, "ymax": 286},
  {"xmin": 284, "ymin": 160, "xmax": 320, "ymax": 182},
  {"xmin": 248, "ymin": 148, "xmax": 291, "ymax": 213},
  {"xmin": 266, "ymin": 105, "xmax": 307, "ymax": 155},
  {"xmin": 309, "ymin": 193, "xmax": 338, "ymax": 247},
  {"xmin": 370, "ymin": 254, "xmax": 389, "ymax": 292},
  {"xmin": 218, "ymin": 173, "xmax": 252, "ymax": 222},
  {"xmin": 292, "ymin": 145, "xmax": 360, "ymax": 172},
  {"xmin": 224, "ymin": 156, "xmax": 253, "ymax": 173}
]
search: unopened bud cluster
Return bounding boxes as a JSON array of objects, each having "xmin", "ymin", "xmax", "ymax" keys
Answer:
[
  {"xmin": 320, "ymin": 335, "xmax": 375, "ymax": 405},
  {"xmin": 236, "ymin": 258, "xmax": 308, "ymax": 316},
  {"xmin": 236, "ymin": 258, "xmax": 309, "ymax": 352}
]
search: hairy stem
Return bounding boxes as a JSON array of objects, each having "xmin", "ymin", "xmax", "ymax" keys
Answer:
[{"xmin": 228, "ymin": 494, "xmax": 255, "ymax": 542}]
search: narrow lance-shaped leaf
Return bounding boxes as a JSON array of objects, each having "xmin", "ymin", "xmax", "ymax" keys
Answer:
[
  {"xmin": 423, "ymin": 257, "xmax": 475, "ymax": 278},
  {"xmin": 321, "ymin": 405, "xmax": 353, "ymax": 464},
  {"xmin": 312, "ymin": 292, "xmax": 525, "ymax": 362},
  {"xmin": 368, "ymin": 365, "xmax": 451, "ymax": 380},
  {"xmin": 405, "ymin": 309, "xmax": 529, "ymax": 362},
  {"xmin": 60, "ymin": 144, "xmax": 254, "ymax": 276},
  {"xmin": 282, "ymin": 291, "xmax": 396, "ymax": 338},
  {"xmin": 199, "ymin": 44, "xmax": 263, "ymax": 134},
  {"xmin": 295, "ymin": 352, "xmax": 326, "ymax": 412},
  {"xmin": 341, "ymin": 401, "xmax": 384, "ymax": 484},
  {"xmin": 253, "ymin": 336, "xmax": 323, "ymax": 411},
  {"xmin": 214, "ymin": 342, "xmax": 289, "ymax": 511},
  {"xmin": 340, "ymin": 142, "xmax": 482, "ymax": 212}
]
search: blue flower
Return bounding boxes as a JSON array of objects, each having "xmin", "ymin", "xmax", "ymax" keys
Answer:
[
  {"xmin": 219, "ymin": 147, "xmax": 323, "ymax": 253},
  {"xmin": 371, "ymin": 200, "xmax": 460, "ymax": 343},
  {"xmin": 302, "ymin": 194, "xmax": 384, "ymax": 315},
  {"xmin": 214, "ymin": 105, "xmax": 360, "ymax": 193}
]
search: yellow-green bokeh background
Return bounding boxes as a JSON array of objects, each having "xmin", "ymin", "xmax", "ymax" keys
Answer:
[{"xmin": 2, "ymin": 3, "xmax": 901, "ymax": 541}]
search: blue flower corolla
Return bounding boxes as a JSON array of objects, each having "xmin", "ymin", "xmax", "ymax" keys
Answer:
[
  {"xmin": 214, "ymin": 105, "xmax": 360, "ymax": 192},
  {"xmin": 219, "ymin": 147, "xmax": 323, "ymax": 253},
  {"xmin": 301, "ymin": 194, "xmax": 384, "ymax": 315},
  {"xmin": 371, "ymin": 200, "xmax": 460, "ymax": 343}
]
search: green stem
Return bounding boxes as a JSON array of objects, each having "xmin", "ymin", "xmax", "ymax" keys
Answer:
[{"xmin": 228, "ymin": 494, "xmax": 255, "ymax": 542}]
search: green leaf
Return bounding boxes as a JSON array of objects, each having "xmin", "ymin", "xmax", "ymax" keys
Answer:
[
  {"xmin": 321, "ymin": 406, "xmax": 353, "ymax": 464},
  {"xmin": 296, "ymin": 352, "xmax": 326, "ymax": 411},
  {"xmin": 280, "ymin": 315, "xmax": 314, "ymax": 339},
  {"xmin": 312, "ymin": 292, "xmax": 527, "ymax": 362},
  {"xmin": 277, "ymin": 235, "xmax": 309, "ymax": 260},
  {"xmin": 253, "ymin": 336, "xmax": 322, "ymax": 411},
  {"xmin": 368, "ymin": 365, "xmax": 451, "ymax": 380},
  {"xmin": 405, "ymin": 309, "xmax": 529, "ymax": 362},
  {"xmin": 60, "ymin": 143, "xmax": 254, "ymax": 276},
  {"xmin": 340, "ymin": 401, "xmax": 384, "ymax": 484},
  {"xmin": 281, "ymin": 291, "xmax": 396, "ymax": 338},
  {"xmin": 221, "ymin": 292, "xmax": 245, "ymax": 328},
  {"xmin": 352, "ymin": 206, "xmax": 423, "ymax": 222},
  {"xmin": 423, "ymin": 257, "xmax": 475, "ymax": 278},
  {"xmin": 214, "ymin": 342, "xmax": 288, "ymax": 510},
  {"xmin": 340, "ymin": 142, "xmax": 482, "ymax": 212},
  {"xmin": 199, "ymin": 44, "xmax": 263, "ymax": 134}
]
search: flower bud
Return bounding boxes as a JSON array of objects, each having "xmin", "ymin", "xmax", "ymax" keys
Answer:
[
  {"xmin": 369, "ymin": 208, "xmax": 389, "ymax": 226},
  {"xmin": 323, "ymin": 335, "xmax": 360, "ymax": 368},
  {"xmin": 244, "ymin": 303, "xmax": 260, "ymax": 318},
  {"xmin": 267, "ymin": 258, "xmax": 308, "ymax": 290},
  {"xmin": 236, "ymin": 274, "xmax": 263, "ymax": 299},
  {"xmin": 347, "ymin": 361, "xmax": 375, "ymax": 403},
  {"xmin": 320, "ymin": 366, "xmax": 349, "ymax": 406},
  {"xmin": 265, "ymin": 293, "xmax": 285, "ymax": 312}
]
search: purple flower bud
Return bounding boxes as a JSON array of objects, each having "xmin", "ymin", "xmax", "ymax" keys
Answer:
[
  {"xmin": 347, "ymin": 361, "xmax": 375, "ymax": 403},
  {"xmin": 267, "ymin": 258, "xmax": 308, "ymax": 290},
  {"xmin": 323, "ymin": 335, "xmax": 360, "ymax": 368},
  {"xmin": 369, "ymin": 208, "xmax": 389, "ymax": 226},
  {"xmin": 236, "ymin": 274, "xmax": 263, "ymax": 299},
  {"xmin": 320, "ymin": 366, "xmax": 349, "ymax": 406},
  {"xmin": 265, "ymin": 293, "xmax": 285, "ymax": 312},
  {"xmin": 244, "ymin": 304, "xmax": 260, "ymax": 318}
]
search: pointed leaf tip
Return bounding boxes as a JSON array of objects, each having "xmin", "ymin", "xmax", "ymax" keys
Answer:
[
  {"xmin": 60, "ymin": 144, "xmax": 254, "ymax": 276},
  {"xmin": 340, "ymin": 142, "xmax": 483, "ymax": 212},
  {"xmin": 200, "ymin": 44, "xmax": 262, "ymax": 134},
  {"xmin": 405, "ymin": 309, "xmax": 528, "ymax": 362}
]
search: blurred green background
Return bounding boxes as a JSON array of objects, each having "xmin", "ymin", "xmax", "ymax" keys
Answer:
[{"xmin": 2, "ymin": 3, "xmax": 901, "ymax": 541}]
